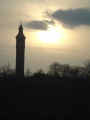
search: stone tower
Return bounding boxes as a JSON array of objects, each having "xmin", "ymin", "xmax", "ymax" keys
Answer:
[{"xmin": 16, "ymin": 24, "xmax": 26, "ymax": 80}]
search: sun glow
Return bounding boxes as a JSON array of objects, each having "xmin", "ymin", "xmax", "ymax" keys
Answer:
[{"xmin": 37, "ymin": 25, "xmax": 64, "ymax": 44}]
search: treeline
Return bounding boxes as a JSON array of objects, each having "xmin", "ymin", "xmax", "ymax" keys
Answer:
[{"xmin": 0, "ymin": 60, "xmax": 90, "ymax": 80}]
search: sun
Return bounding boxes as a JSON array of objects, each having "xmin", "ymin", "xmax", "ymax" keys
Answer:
[{"xmin": 37, "ymin": 25, "xmax": 63, "ymax": 44}]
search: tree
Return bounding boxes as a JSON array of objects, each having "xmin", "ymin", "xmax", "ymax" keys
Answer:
[
  {"xmin": 48, "ymin": 62, "xmax": 61, "ymax": 76},
  {"xmin": 84, "ymin": 60, "xmax": 90, "ymax": 77},
  {"xmin": 33, "ymin": 69, "xmax": 45, "ymax": 78},
  {"xmin": 26, "ymin": 69, "xmax": 31, "ymax": 77},
  {"xmin": 61, "ymin": 64, "xmax": 71, "ymax": 78},
  {"xmin": 48, "ymin": 62, "xmax": 82, "ymax": 79}
]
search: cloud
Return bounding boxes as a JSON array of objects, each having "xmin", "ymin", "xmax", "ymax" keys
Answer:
[
  {"xmin": 43, "ymin": 19, "xmax": 55, "ymax": 25},
  {"xmin": 25, "ymin": 20, "xmax": 55, "ymax": 30},
  {"xmin": 48, "ymin": 8, "xmax": 90, "ymax": 28},
  {"xmin": 25, "ymin": 20, "xmax": 48, "ymax": 30}
]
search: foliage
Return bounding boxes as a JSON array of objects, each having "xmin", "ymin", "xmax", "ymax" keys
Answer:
[{"xmin": 0, "ymin": 60, "xmax": 90, "ymax": 80}]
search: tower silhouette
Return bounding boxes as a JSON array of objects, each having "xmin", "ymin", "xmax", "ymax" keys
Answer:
[{"xmin": 16, "ymin": 24, "xmax": 26, "ymax": 80}]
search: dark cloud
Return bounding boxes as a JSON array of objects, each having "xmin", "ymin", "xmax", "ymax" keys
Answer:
[
  {"xmin": 25, "ymin": 20, "xmax": 48, "ymax": 30},
  {"xmin": 43, "ymin": 19, "xmax": 55, "ymax": 25},
  {"xmin": 49, "ymin": 8, "xmax": 90, "ymax": 28},
  {"xmin": 24, "ymin": 19, "xmax": 55, "ymax": 30}
]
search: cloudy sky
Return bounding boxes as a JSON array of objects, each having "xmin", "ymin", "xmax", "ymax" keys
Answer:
[{"xmin": 0, "ymin": 0, "xmax": 90, "ymax": 72}]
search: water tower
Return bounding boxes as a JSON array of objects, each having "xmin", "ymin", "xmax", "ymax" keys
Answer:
[{"xmin": 16, "ymin": 24, "xmax": 26, "ymax": 80}]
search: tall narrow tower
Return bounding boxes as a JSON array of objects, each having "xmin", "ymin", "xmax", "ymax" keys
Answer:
[{"xmin": 16, "ymin": 24, "xmax": 26, "ymax": 80}]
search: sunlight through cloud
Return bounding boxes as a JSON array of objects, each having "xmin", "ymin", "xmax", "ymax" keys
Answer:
[{"xmin": 36, "ymin": 25, "xmax": 64, "ymax": 45}]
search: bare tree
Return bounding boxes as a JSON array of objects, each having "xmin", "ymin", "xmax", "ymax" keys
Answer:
[
  {"xmin": 84, "ymin": 59, "xmax": 90, "ymax": 77},
  {"xmin": 48, "ymin": 62, "xmax": 61, "ymax": 76},
  {"xmin": 26, "ymin": 69, "xmax": 31, "ymax": 77}
]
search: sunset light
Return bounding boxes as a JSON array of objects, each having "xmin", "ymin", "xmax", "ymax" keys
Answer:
[
  {"xmin": 0, "ymin": 0, "xmax": 90, "ymax": 116},
  {"xmin": 37, "ymin": 25, "xmax": 64, "ymax": 44}
]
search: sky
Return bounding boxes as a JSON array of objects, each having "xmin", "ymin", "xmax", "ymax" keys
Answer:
[{"xmin": 0, "ymin": 0, "xmax": 90, "ymax": 73}]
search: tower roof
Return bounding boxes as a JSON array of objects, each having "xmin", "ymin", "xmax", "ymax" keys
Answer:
[
  {"xmin": 19, "ymin": 24, "xmax": 23, "ymax": 31},
  {"xmin": 16, "ymin": 24, "xmax": 25, "ymax": 40},
  {"xmin": 19, "ymin": 24, "xmax": 23, "ymax": 33}
]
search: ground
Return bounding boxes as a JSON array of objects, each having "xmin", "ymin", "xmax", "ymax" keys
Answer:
[{"xmin": 0, "ymin": 79, "xmax": 89, "ymax": 120}]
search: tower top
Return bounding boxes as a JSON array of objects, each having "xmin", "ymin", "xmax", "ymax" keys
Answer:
[
  {"xmin": 16, "ymin": 24, "xmax": 25, "ymax": 40},
  {"xmin": 19, "ymin": 24, "xmax": 23, "ymax": 33}
]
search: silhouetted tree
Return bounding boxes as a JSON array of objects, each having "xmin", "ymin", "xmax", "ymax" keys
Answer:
[
  {"xmin": 48, "ymin": 62, "xmax": 84, "ymax": 79},
  {"xmin": 84, "ymin": 60, "xmax": 90, "ymax": 78},
  {"xmin": 0, "ymin": 64, "xmax": 16, "ymax": 80},
  {"xmin": 48, "ymin": 62, "xmax": 61, "ymax": 77},
  {"xmin": 69, "ymin": 66, "xmax": 80, "ymax": 78},
  {"xmin": 1, "ymin": 65, "xmax": 9, "ymax": 80},
  {"xmin": 32, "ymin": 69, "xmax": 46, "ymax": 80},
  {"xmin": 61, "ymin": 64, "xmax": 71, "ymax": 78},
  {"xmin": 48, "ymin": 62, "xmax": 72, "ymax": 78},
  {"xmin": 26, "ymin": 69, "xmax": 31, "ymax": 77}
]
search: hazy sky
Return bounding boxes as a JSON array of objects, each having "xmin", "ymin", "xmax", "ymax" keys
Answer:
[{"xmin": 0, "ymin": 0, "xmax": 90, "ymax": 72}]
